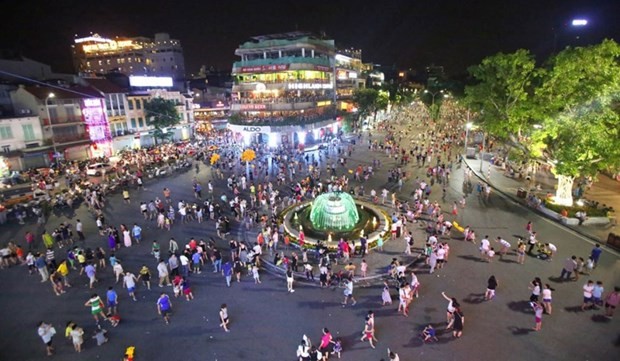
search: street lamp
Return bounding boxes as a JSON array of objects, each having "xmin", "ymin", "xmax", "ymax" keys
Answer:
[
  {"xmin": 424, "ymin": 89, "xmax": 445, "ymax": 107},
  {"xmin": 45, "ymin": 93, "xmax": 58, "ymax": 160},
  {"xmin": 464, "ymin": 121, "xmax": 473, "ymax": 157}
]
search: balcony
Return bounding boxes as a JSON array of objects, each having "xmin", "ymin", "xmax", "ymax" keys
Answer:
[
  {"xmin": 233, "ymin": 56, "xmax": 331, "ymax": 71},
  {"xmin": 229, "ymin": 111, "xmax": 337, "ymax": 127},
  {"xmin": 52, "ymin": 133, "xmax": 90, "ymax": 144},
  {"xmin": 42, "ymin": 116, "xmax": 84, "ymax": 126}
]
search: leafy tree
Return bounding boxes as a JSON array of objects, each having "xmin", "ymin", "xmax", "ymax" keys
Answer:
[
  {"xmin": 352, "ymin": 88, "xmax": 379, "ymax": 126},
  {"xmin": 144, "ymin": 97, "xmax": 181, "ymax": 145},
  {"xmin": 533, "ymin": 39, "xmax": 620, "ymax": 205},
  {"xmin": 464, "ymin": 50, "xmax": 538, "ymax": 141}
]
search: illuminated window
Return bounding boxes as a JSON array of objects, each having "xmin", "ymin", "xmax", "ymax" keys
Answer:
[{"xmin": 98, "ymin": 60, "xmax": 102, "ymax": 65}]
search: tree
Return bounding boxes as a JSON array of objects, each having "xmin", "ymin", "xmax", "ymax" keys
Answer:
[
  {"xmin": 533, "ymin": 39, "xmax": 620, "ymax": 205},
  {"xmin": 464, "ymin": 50, "xmax": 538, "ymax": 141},
  {"xmin": 144, "ymin": 97, "xmax": 181, "ymax": 145},
  {"xmin": 352, "ymin": 88, "xmax": 379, "ymax": 126}
]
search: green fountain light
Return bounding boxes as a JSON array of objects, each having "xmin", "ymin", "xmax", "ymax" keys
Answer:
[{"xmin": 309, "ymin": 192, "xmax": 360, "ymax": 231}]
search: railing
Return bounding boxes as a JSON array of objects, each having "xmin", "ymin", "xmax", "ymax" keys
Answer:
[
  {"xmin": 233, "ymin": 56, "xmax": 331, "ymax": 69},
  {"xmin": 232, "ymin": 96, "xmax": 332, "ymax": 104},
  {"xmin": 229, "ymin": 112, "xmax": 336, "ymax": 126},
  {"xmin": 52, "ymin": 133, "xmax": 90, "ymax": 143},
  {"xmin": 43, "ymin": 117, "xmax": 84, "ymax": 126}
]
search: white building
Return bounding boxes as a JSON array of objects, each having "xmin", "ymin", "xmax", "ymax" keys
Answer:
[
  {"xmin": 0, "ymin": 115, "xmax": 46, "ymax": 171},
  {"xmin": 113, "ymin": 89, "xmax": 194, "ymax": 150},
  {"xmin": 72, "ymin": 33, "xmax": 186, "ymax": 79}
]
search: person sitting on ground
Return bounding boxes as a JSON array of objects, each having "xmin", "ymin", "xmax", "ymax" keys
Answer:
[{"xmin": 422, "ymin": 324, "xmax": 438, "ymax": 342}]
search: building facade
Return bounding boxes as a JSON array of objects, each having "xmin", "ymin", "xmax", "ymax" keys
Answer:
[
  {"xmin": 112, "ymin": 89, "xmax": 194, "ymax": 150},
  {"xmin": 72, "ymin": 33, "xmax": 186, "ymax": 79},
  {"xmin": 230, "ymin": 32, "xmax": 340, "ymax": 147},
  {"xmin": 335, "ymin": 48, "xmax": 366, "ymax": 112},
  {"xmin": 0, "ymin": 115, "xmax": 46, "ymax": 171},
  {"xmin": 10, "ymin": 85, "xmax": 113, "ymax": 161}
]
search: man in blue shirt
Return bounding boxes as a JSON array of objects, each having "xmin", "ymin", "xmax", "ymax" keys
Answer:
[
  {"xmin": 132, "ymin": 224, "xmax": 142, "ymax": 244},
  {"xmin": 222, "ymin": 260, "xmax": 233, "ymax": 287},
  {"xmin": 106, "ymin": 286, "xmax": 118, "ymax": 315},
  {"xmin": 591, "ymin": 244, "xmax": 602, "ymax": 268},
  {"xmin": 157, "ymin": 292, "xmax": 172, "ymax": 324}
]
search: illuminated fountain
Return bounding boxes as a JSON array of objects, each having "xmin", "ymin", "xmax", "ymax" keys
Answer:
[
  {"xmin": 281, "ymin": 191, "xmax": 391, "ymax": 249},
  {"xmin": 310, "ymin": 192, "xmax": 360, "ymax": 231}
]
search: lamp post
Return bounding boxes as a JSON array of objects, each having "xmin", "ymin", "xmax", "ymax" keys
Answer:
[
  {"xmin": 479, "ymin": 131, "xmax": 485, "ymax": 172},
  {"xmin": 464, "ymin": 119, "xmax": 473, "ymax": 157},
  {"xmin": 45, "ymin": 93, "xmax": 58, "ymax": 160}
]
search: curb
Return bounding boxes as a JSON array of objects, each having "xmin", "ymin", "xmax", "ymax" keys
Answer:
[{"xmin": 461, "ymin": 155, "xmax": 608, "ymax": 245}]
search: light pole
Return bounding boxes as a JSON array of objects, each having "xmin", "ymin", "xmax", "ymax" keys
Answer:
[
  {"xmin": 479, "ymin": 131, "xmax": 485, "ymax": 172},
  {"xmin": 464, "ymin": 121, "xmax": 473, "ymax": 157},
  {"xmin": 44, "ymin": 93, "xmax": 58, "ymax": 161}
]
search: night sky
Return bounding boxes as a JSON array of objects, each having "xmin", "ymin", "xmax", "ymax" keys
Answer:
[{"xmin": 2, "ymin": 0, "xmax": 619, "ymax": 76}]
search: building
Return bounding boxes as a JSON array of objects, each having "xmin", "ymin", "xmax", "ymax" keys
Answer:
[
  {"xmin": 81, "ymin": 78, "xmax": 131, "ymax": 145},
  {"xmin": 10, "ymin": 84, "xmax": 113, "ymax": 160},
  {"xmin": 335, "ymin": 48, "xmax": 366, "ymax": 112},
  {"xmin": 118, "ymin": 89, "xmax": 194, "ymax": 149},
  {"xmin": 230, "ymin": 31, "xmax": 340, "ymax": 147},
  {"xmin": 0, "ymin": 115, "xmax": 46, "ymax": 171},
  {"xmin": 71, "ymin": 33, "xmax": 186, "ymax": 79}
]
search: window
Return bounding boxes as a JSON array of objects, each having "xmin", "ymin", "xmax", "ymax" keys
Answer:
[
  {"xmin": 128, "ymin": 100, "xmax": 134, "ymax": 110},
  {"xmin": 130, "ymin": 118, "xmax": 137, "ymax": 128},
  {"xmin": 0, "ymin": 126, "xmax": 13, "ymax": 139},
  {"xmin": 22, "ymin": 124, "xmax": 36, "ymax": 141},
  {"xmin": 138, "ymin": 117, "xmax": 144, "ymax": 127},
  {"xmin": 136, "ymin": 100, "xmax": 142, "ymax": 109}
]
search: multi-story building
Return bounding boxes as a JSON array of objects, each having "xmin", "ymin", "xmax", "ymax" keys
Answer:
[
  {"xmin": 335, "ymin": 48, "xmax": 366, "ymax": 112},
  {"xmin": 72, "ymin": 33, "xmax": 186, "ymax": 79},
  {"xmin": 121, "ymin": 89, "xmax": 194, "ymax": 149},
  {"xmin": 10, "ymin": 85, "xmax": 113, "ymax": 160},
  {"xmin": 230, "ymin": 32, "xmax": 340, "ymax": 147},
  {"xmin": 0, "ymin": 115, "xmax": 46, "ymax": 171}
]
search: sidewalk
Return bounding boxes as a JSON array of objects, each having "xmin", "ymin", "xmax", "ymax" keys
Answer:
[{"xmin": 462, "ymin": 153, "xmax": 619, "ymax": 243}]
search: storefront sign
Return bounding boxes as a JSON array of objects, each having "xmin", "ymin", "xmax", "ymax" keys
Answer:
[
  {"xmin": 239, "ymin": 64, "xmax": 289, "ymax": 73},
  {"xmin": 315, "ymin": 65, "xmax": 331, "ymax": 72},
  {"xmin": 239, "ymin": 104, "xmax": 267, "ymax": 110},
  {"xmin": 228, "ymin": 124, "xmax": 271, "ymax": 134},
  {"xmin": 287, "ymin": 83, "xmax": 333, "ymax": 90}
]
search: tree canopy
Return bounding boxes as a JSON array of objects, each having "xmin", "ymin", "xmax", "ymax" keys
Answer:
[
  {"xmin": 144, "ymin": 97, "xmax": 181, "ymax": 144},
  {"xmin": 464, "ymin": 49, "xmax": 538, "ymax": 140}
]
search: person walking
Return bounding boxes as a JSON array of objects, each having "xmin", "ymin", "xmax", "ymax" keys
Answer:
[
  {"xmin": 452, "ymin": 307, "xmax": 464, "ymax": 338},
  {"xmin": 542, "ymin": 284, "xmax": 554, "ymax": 315},
  {"xmin": 157, "ymin": 292, "xmax": 172, "ymax": 324},
  {"xmin": 69, "ymin": 323, "xmax": 84, "ymax": 353},
  {"xmin": 106, "ymin": 286, "xmax": 118, "ymax": 315},
  {"xmin": 286, "ymin": 267, "xmax": 295, "ymax": 293},
  {"xmin": 560, "ymin": 256, "xmax": 577, "ymax": 281},
  {"xmin": 157, "ymin": 259, "xmax": 171, "ymax": 287},
  {"xmin": 342, "ymin": 278, "xmax": 356, "ymax": 306},
  {"xmin": 581, "ymin": 280, "xmax": 595, "ymax": 311},
  {"xmin": 532, "ymin": 301, "xmax": 543, "ymax": 331},
  {"xmin": 360, "ymin": 316, "xmax": 376, "ymax": 348},
  {"xmin": 219, "ymin": 303, "xmax": 230, "ymax": 332},
  {"xmin": 381, "ymin": 280, "xmax": 392, "ymax": 306},
  {"xmin": 85, "ymin": 294, "xmax": 108, "ymax": 324},
  {"xmin": 222, "ymin": 259, "xmax": 233, "ymax": 287},
  {"xmin": 37, "ymin": 321, "xmax": 56, "ymax": 356},
  {"xmin": 604, "ymin": 286, "xmax": 620, "ymax": 319},
  {"xmin": 485, "ymin": 275, "xmax": 498, "ymax": 301},
  {"xmin": 123, "ymin": 271, "xmax": 138, "ymax": 301}
]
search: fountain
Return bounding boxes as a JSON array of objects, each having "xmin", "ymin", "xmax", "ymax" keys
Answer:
[
  {"xmin": 310, "ymin": 192, "xmax": 360, "ymax": 231},
  {"xmin": 280, "ymin": 191, "xmax": 391, "ymax": 249}
]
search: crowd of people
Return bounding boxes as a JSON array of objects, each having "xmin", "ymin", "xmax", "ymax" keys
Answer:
[{"xmin": 1, "ymin": 99, "xmax": 616, "ymax": 359}]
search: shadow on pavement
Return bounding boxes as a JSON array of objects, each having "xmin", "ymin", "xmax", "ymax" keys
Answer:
[
  {"xmin": 507, "ymin": 300, "xmax": 533, "ymax": 314},
  {"xmin": 509, "ymin": 326, "xmax": 535, "ymax": 336},
  {"xmin": 564, "ymin": 306, "xmax": 585, "ymax": 313},
  {"xmin": 457, "ymin": 255, "xmax": 486, "ymax": 263},
  {"xmin": 590, "ymin": 314, "xmax": 612, "ymax": 323},
  {"xmin": 462, "ymin": 293, "xmax": 486, "ymax": 304}
]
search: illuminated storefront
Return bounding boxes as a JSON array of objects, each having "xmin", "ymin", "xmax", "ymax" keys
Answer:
[{"xmin": 82, "ymin": 98, "xmax": 113, "ymax": 157}]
